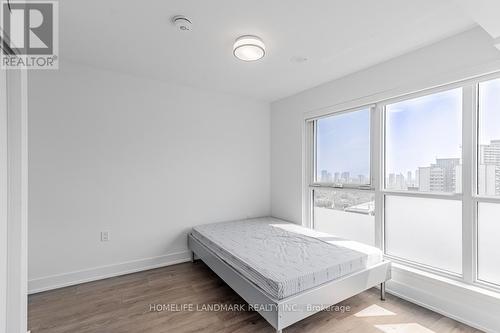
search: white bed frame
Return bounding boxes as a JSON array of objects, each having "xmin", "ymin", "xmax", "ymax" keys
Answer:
[{"xmin": 188, "ymin": 234, "xmax": 391, "ymax": 333}]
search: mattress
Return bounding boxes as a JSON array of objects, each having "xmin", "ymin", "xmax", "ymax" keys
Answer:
[{"xmin": 191, "ymin": 217, "xmax": 383, "ymax": 300}]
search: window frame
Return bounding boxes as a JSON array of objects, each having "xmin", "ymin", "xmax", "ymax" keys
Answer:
[
  {"xmin": 304, "ymin": 105, "xmax": 376, "ymax": 232},
  {"xmin": 304, "ymin": 71, "xmax": 500, "ymax": 293},
  {"xmin": 381, "ymin": 86, "xmax": 466, "ymax": 280},
  {"xmin": 382, "ymin": 87, "xmax": 464, "ymax": 196},
  {"xmin": 310, "ymin": 106, "xmax": 374, "ymax": 190},
  {"xmin": 474, "ymin": 76, "xmax": 500, "ymax": 291}
]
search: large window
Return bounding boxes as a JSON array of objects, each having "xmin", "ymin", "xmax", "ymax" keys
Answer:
[
  {"xmin": 311, "ymin": 108, "xmax": 374, "ymax": 246},
  {"xmin": 477, "ymin": 203, "xmax": 500, "ymax": 285},
  {"xmin": 477, "ymin": 78, "xmax": 500, "ymax": 287},
  {"xmin": 478, "ymin": 78, "xmax": 500, "ymax": 197},
  {"xmin": 384, "ymin": 89, "xmax": 463, "ymax": 273},
  {"xmin": 385, "ymin": 89, "xmax": 462, "ymax": 193},
  {"xmin": 315, "ymin": 109, "xmax": 370, "ymax": 185},
  {"xmin": 385, "ymin": 196, "xmax": 462, "ymax": 274},
  {"xmin": 306, "ymin": 74, "xmax": 500, "ymax": 291}
]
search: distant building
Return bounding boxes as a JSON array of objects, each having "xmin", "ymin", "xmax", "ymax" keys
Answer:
[
  {"xmin": 395, "ymin": 173, "xmax": 405, "ymax": 190},
  {"xmin": 418, "ymin": 167, "xmax": 431, "ymax": 192},
  {"xmin": 334, "ymin": 172, "xmax": 340, "ymax": 183},
  {"xmin": 407, "ymin": 171, "xmax": 413, "ymax": 187},
  {"xmin": 479, "ymin": 140, "xmax": 500, "ymax": 195},
  {"xmin": 480, "ymin": 140, "xmax": 500, "ymax": 165},
  {"xmin": 320, "ymin": 170, "xmax": 332, "ymax": 183},
  {"xmin": 341, "ymin": 171, "xmax": 350, "ymax": 183},
  {"xmin": 418, "ymin": 158, "xmax": 460, "ymax": 192},
  {"xmin": 433, "ymin": 158, "xmax": 460, "ymax": 192},
  {"xmin": 455, "ymin": 164, "xmax": 462, "ymax": 193},
  {"xmin": 497, "ymin": 169, "xmax": 500, "ymax": 195},
  {"xmin": 496, "ymin": 169, "xmax": 500, "ymax": 195},
  {"xmin": 478, "ymin": 164, "xmax": 497, "ymax": 196},
  {"xmin": 388, "ymin": 173, "xmax": 395, "ymax": 188}
]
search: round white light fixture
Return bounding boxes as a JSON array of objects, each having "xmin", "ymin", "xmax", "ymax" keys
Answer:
[{"xmin": 233, "ymin": 35, "xmax": 265, "ymax": 61}]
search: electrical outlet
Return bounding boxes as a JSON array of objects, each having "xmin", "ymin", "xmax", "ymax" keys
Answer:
[{"xmin": 101, "ymin": 231, "xmax": 109, "ymax": 242}]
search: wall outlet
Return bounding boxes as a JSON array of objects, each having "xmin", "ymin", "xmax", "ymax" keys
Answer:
[{"xmin": 101, "ymin": 231, "xmax": 109, "ymax": 242}]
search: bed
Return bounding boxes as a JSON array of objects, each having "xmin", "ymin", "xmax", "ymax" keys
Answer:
[{"xmin": 188, "ymin": 217, "xmax": 391, "ymax": 333}]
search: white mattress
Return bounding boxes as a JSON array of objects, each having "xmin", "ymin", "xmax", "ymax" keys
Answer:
[{"xmin": 191, "ymin": 217, "xmax": 383, "ymax": 300}]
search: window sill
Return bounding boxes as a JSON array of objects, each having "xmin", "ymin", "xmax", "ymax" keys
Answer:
[{"xmin": 391, "ymin": 262, "xmax": 500, "ymax": 301}]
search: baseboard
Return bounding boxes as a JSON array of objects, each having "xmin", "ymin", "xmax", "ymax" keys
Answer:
[
  {"xmin": 28, "ymin": 250, "xmax": 192, "ymax": 294},
  {"xmin": 387, "ymin": 264, "xmax": 500, "ymax": 333}
]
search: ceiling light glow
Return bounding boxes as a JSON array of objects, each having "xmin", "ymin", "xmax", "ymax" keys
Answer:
[{"xmin": 233, "ymin": 35, "xmax": 265, "ymax": 61}]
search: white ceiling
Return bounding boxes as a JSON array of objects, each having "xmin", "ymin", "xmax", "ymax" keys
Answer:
[{"xmin": 59, "ymin": 0, "xmax": 476, "ymax": 102}]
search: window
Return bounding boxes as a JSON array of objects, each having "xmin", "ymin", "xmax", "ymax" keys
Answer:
[
  {"xmin": 315, "ymin": 109, "xmax": 370, "ymax": 186},
  {"xmin": 385, "ymin": 196, "xmax": 462, "ymax": 273},
  {"xmin": 313, "ymin": 189, "xmax": 375, "ymax": 245},
  {"xmin": 477, "ymin": 203, "xmax": 500, "ymax": 285},
  {"xmin": 385, "ymin": 89, "xmax": 462, "ymax": 193},
  {"xmin": 306, "ymin": 74, "xmax": 500, "ymax": 290},
  {"xmin": 311, "ymin": 108, "xmax": 374, "ymax": 246},
  {"xmin": 383, "ymin": 89, "xmax": 463, "ymax": 273},
  {"xmin": 478, "ymin": 78, "xmax": 500, "ymax": 197},
  {"xmin": 476, "ymin": 78, "xmax": 500, "ymax": 287}
]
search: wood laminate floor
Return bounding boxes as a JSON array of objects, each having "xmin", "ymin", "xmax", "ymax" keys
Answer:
[{"xmin": 29, "ymin": 262, "xmax": 482, "ymax": 333}]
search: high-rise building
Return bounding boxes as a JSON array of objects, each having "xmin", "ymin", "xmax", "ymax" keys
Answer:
[
  {"xmin": 496, "ymin": 168, "xmax": 500, "ymax": 195},
  {"xmin": 479, "ymin": 140, "xmax": 500, "ymax": 195},
  {"xmin": 334, "ymin": 172, "xmax": 340, "ymax": 183},
  {"xmin": 432, "ymin": 158, "xmax": 460, "ymax": 192},
  {"xmin": 395, "ymin": 173, "xmax": 405, "ymax": 190},
  {"xmin": 388, "ymin": 173, "xmax": 395, "ymax": 188},
  {"xmin": 480, "ymin": 140, "xmax": 500, "ymax": 165},
  {"xmin": 407, "ymin": 171, "xmax": 413, "ymax": 187},
  {"xmin": 417, "ymin": 158, "xmax": 461, "ymax": 192},
  {"xmin": 478, "ymin": 164, "xmax": 497, "ymax": 196},
  {"xmin": 455, "ymin": 164, "xmax": 462, "ymax": 193},
  {"xmin": 429, "ymin": 166, "xmax": 445, "ymax": 192},
  {"xmin": 418, "ymin": 167, "xmax": 431, "ymax": 191},
  {"xmin": 320, "ymin": 170, "xmax": 332, "ymax": 183},
  {"xmin": 341, "ymin": 172, "xmax": 350, "ymax": 183}
]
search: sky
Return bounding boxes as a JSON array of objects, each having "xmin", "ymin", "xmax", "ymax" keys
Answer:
[
  {"xmin": 316, "ymin": 109, "xmax": 370, "ymax": 177},
  {"xmin": 317, "ymin": 81, "xmax": 500, "ymax": 178},
  {"xmin": 317, "ymin": 79, "xmax": 500, "ymax": 177},
  {"xmin": 385, "ymin": 88, "xmax": 462, "ymax": 175},
  {"xmin": 479, "ymin": 78, "xmax": 500, "ymax": 145}
]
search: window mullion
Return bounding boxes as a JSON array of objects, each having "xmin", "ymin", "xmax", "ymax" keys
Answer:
[
  {"xmin": 462, "ymin": 84, "xmax": 476, "ymax": 284},
  {"xmin": 374, "ymin": 105, "xmax": 384, "ymax": 250},
  {"xmin": 304, "ymin": 120, "xmax": 315, "ymax": 228}
]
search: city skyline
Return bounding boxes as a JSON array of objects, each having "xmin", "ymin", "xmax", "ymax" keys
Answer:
[
  {"xmin": 317, "ymin": 89, "xmax": 464, "ymax": 180},
  {"xmin": 316, "ymin": 108, "xmax": 370, "ymax": 179},
  {"xmin": 317, "ymin": 83, "xmax": 500, "ymax": 195},
  {"xmin": 319, "ymin": 138, "xmax": 500, "ymax": 195}
]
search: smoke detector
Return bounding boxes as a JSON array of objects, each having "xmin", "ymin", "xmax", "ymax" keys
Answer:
[{"xmin": 172, "ymin": 15, "xmax": 192, "ymax": 31}]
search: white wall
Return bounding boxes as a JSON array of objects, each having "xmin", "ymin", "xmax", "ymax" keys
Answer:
[
  {"xmin": 271, "ymin": 27, "xmax": 500, "ymax": 332},
  {"xmin": 28, "ymin": 61, "xmax": 270, "ymax": 292},
  {"xmin": 1, "ymin": 70, "xmax": 29, "ymax": 333}
]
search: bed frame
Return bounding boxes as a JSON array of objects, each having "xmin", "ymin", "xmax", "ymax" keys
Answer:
[{"xmin": 188, "ymin": 234, "xmax": 391, "ymax": 333}]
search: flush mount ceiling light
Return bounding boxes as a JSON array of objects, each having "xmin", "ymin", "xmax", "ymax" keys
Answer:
[{"xmin": 233, "ymin": 35, "xmax": 265, "ymax": 61}]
